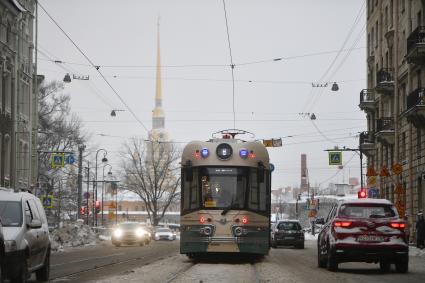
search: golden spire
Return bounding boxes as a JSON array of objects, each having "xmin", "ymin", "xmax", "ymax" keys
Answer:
[
  {"xmin": 155, "ymin": 16, "xmax": 162, "ymax": 105},
  {"xmin": 152, "ymin": 17, "xmax": 164, "ymax": 129}
]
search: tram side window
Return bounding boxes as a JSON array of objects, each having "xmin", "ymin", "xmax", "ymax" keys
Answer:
[
  {"xmin": 248, "ymin": 168, "xmax": 267, "ymax": 212},
  {"xmin": 183, "ymin": 168, "xmax": 199, "ymax": 211},
  {"xmin": 248, "ymin": 168, "xmax": 259, "ymax": 210}
]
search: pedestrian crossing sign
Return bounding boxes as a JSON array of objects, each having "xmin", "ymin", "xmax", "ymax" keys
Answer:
[
  {"xmin": 328, "ymin": 151, "xmax": 342, "ymax": 165},
  {"xmin": 52, "ymin": 153, "xmax": 65, "ymax": 169}
]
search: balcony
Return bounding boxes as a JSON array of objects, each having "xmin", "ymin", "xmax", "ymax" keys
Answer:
[
  {"xmin": 359, "ymin": 131, "xmax": 375, "ymax": 157},
  {"xmin": 375, "ymin": 117, "xmax": 395, "ymax": 145},
  {"xmin": 404, "ymin": 87, "xmax": 425, "ymax": 128},
  {"xmin": 375, "ymin": 68, "xmax": 394, "ymax": 94},
  {"xmin": 406, "ymin": 26, "xmax": 425, "ymax": 64},
  {"xmin": 359, "ymin": 89, "xmax": 376, "ymax": 112}
]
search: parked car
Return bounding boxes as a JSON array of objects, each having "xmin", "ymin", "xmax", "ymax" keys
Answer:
[
  {"xmin": 0, "ymin": 188, "xmax": 51, "ymax": 282},
  {"xmin": 317, "ymin": 199, "xmax": 408, "ymax": 272},
  {"xmin": 154, "ymin": 227, "xmax": 176, "ymax": 241},
  {"xmin": 270, "ymin": 220, "xmax": 304, "ymax": 249},
  {"xmin": 111, "ymin": 222, "xmax": 151, "ymax": 247},
  {"xmin": 0, "ymin": 220, "xmax": 4, "ymax": 283}
]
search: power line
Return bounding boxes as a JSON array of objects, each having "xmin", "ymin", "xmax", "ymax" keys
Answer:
[
  {"xmin": 222, "ymin": 0, "xmax": 236, "ymax": 129},
  {"xmin": 38, "ymin": 45, "xmax": 117, "ymax": 109},
  {"xmin": 38, "ymin": 2, "xmax": 150, "ymax": 134},
  {"xmin": 36, "ymin": 46, "xmax": 365, "ymax": 69}
]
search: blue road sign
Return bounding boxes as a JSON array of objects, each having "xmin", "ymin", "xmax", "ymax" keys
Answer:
[
  {"xmin": 368, "ymin": 188, "xmax": 379, "ymax": 198},
  {"xmin": 270, "ymin": 163, "xmax": 275, "ymax": 172},
  {"xmin": 65, "ymin": 154, "xmax": 75, "ymax": 164}
]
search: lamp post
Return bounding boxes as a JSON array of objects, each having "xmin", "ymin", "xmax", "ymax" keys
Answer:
[
  {"xmin": 95, "ymin": 149, "xmax": 108, "ymax": 226},
  {"xmin": 102, "ymin": 164, "xmax": 112, "ymax": 226}
]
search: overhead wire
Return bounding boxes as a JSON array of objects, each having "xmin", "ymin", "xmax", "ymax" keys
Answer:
[
  {"xmin": 38, "ymin": 2, "xmax": 150, "ymax": 134},
  {"xmin": 38, "ymin": 45, "xmax": 118, "ymax": 109}
]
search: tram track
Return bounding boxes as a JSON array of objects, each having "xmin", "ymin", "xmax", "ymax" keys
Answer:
[{"xmin": 165, "ymin": 262, "xmax": 197, "ymax": 283}]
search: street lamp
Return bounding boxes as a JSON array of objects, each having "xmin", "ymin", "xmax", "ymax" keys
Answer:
[
  {"xmin": 95, "ymin": 149, "xmax": 108, "ymax": 226},
  {"xmin": 102, "ymin": 164, "xmax": 112, "ymax": 226}
]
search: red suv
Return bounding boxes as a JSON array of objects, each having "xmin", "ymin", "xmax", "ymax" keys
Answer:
[{"xmin": 317, "ymin": 199, "xmax": 408, "ymax": 273}]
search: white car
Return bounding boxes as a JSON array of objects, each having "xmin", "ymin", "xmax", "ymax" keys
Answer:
[{"xmin": 154, "ymin": 227, "xmax": 176, "ymax": 241}]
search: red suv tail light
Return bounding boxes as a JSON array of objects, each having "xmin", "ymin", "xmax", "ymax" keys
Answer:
[
  {"xmin": 334, "ymin": 221, "xmax": 352, "ymax": 228},
  {"xmin": 390, "ymin": 222, "xmax": 406, "ymax": 229}
]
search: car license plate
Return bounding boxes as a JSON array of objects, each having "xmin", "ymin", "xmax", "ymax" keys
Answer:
[{"xmin": 357, "ymin": 235, "xmax": 384, "ymax": 242}]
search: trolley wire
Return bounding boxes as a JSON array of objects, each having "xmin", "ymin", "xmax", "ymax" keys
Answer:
[{"xmin": 38, "ymin": 2, "xmax": 150, "ymax": 134}]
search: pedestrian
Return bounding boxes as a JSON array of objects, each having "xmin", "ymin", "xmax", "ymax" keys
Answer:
[{"xmin": 416, "ymin": 212, "xmax": 425, "ymax": 249}]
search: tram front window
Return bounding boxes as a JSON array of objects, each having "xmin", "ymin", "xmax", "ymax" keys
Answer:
[{"xmin": 201, "ymin": 167, "xmax": 247, "ymax": 209}]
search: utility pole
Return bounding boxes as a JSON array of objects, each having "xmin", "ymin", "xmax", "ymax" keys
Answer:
[{"xmin": 77, "ymin": 144, "xmax": 85, "ymax": 220}]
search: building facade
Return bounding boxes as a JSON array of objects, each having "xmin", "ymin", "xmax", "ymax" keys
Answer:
[
  {"xmin": 0, "ymin": 0, "xmax": 37, "ymax": 190},
  {"xmin": 361, "ymin": 0, "xmax": 425, "ymax": 235}
]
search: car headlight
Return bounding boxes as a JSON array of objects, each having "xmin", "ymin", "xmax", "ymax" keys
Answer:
[
  {"xmin": 4, "ymin": 240, "xmax": 17, "ymax": 252},
  {"xmin": 113, "ymin": 229, "xmax": 123, "ymax": 238},
  {"xmin": 136, "ymin": 228, "xmax": 145, "ymax": 237}
]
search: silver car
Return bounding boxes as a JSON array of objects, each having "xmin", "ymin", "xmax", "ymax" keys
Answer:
[{"xmin": 0, "ymin": 188, "xmax": 50, "ymax": 282}]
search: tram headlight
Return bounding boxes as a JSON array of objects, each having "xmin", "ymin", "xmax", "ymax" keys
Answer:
[
  {"xmin": 216, "ymin": 143, "xmax": 233, "ymax": 160},
  {"xmin": 234, "ymin": 227, "xmax": 243, "ymax": 236},
  {"xmin": 200, "ymin": 226, "xmax": 213, "ymax": 236}
]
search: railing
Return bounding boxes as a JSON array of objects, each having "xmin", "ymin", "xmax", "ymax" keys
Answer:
[
  {"xmin": 407, "ymin": 26, "xmax": 425, "ymax": 55},
  {"xmin": 360, "ymin": 89, "xmax": 375, "ymax": 103},
  {"xmin": 406, "ymin": 87, "xmax": 425, "ymax": 110},
  {"xmin": 376, "ymin": 117, "xmax": 394, "ymax": 132},
  {"xmin": 376, "ymin": 68, "xmax": 394, "ymax": 84},
  {"xmin": 359, "ymin": 131, "xmax": 374, "ymax": 144}
]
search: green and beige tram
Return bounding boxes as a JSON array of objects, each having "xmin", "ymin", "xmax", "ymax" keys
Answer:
[{"xmin": 180, "ymin": 130, "xmax": 271, "ymax": 258}]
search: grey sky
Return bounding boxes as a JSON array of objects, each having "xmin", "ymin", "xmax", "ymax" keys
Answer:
[{"xmin": 37, "ymin": 0, "xmax": 366, "ymax": 190}]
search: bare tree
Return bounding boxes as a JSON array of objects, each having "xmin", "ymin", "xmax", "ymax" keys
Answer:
[
  {"xmin": 37, "ymin": 80, "xmax": 89, "ymax": 223},
  {"xmin": 120, "ymin": 138, "xmax": 180, "ymax": 226}
]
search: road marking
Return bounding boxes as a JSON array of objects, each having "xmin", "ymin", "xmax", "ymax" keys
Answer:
[{"xmin": 51, "ymin": 252, "xmax": 125, "ymax": 267}]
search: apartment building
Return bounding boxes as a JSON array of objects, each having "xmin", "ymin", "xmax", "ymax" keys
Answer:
[
  {"xmin": 0, "ymin": 0, "xmax": 37, "ymax": 190},
  {"xmin": 360, "ymin": 0, "xmax": 425, "ymax": 233}
]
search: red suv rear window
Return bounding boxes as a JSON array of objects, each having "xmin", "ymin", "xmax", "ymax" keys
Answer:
[{"xmin": 338, "ymin": 203, "xmax": 397, "ymax": 218}]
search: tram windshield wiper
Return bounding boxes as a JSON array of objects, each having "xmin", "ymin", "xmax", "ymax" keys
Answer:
[{"xmin": 221, "ymin": 198, "xmax": 237, "ymax": 215}]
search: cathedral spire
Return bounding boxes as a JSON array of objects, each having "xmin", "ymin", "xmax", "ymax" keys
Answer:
[{"xmin": 152, "ymin": 17, "xmax": 165, "ymax": 130}]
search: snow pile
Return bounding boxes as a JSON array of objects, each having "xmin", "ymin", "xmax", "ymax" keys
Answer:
[
  {"xmin": 304, "ymin": 232, "xmax": 318, "ymax": 241},
  {"xmin": 50, "ymin": 219, "xmax": 99, "ymax": 252},
  {"xmin": 409, "ymin": 246, "xmax": 425, "ymax": 257}
]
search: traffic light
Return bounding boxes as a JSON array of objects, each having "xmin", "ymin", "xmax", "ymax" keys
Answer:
[
  {"xmin": 95, "ymin": 200, "xmax": 101, "ymax": 214},
  {"xmin": 80, "ymin": 206, "xmax": 85, "ymax": 216},
  {"xmin": 358, "ymin": 189, "xmax": 367, "ymax": 198}
]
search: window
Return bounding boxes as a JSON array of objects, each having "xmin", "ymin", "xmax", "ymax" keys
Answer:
[
  {"xmin": 385, "ymin": 6, "xmax": 388, "ymax": 31},
  {"xmin": 28, "ymin": 199, "xmax": 40, "ymax": 221},
  {"xmin": 418, "ymin": 11, "xmax": 422, "ymax": 28},
  {"xmin": 339, "ymin": 204, "xmax": 397, "ymax": 218},
  {"xmin": 371, "ymin": 27, "xmax": 375, "ymax": 50},
  {"xmin": 375, "ymin": 21, "xmax": 378, "ymax": 47},
  {"xmin": 0, "ymin": 201, "xmax": 22, "ymax": 226},
  {"xmin": 182, "ymin": 167, "xmax": 200, "ymax": 211},
  {"xmin": 390, "ymin": 0, "xmax": 394, "ymax": 27},
  {"xmin": 418, "ymin": 128, "xmax": 422, "ymax": 157},
  {"xmin": 401, "ymin": 132, "xmax": 406, "ymax": 160},
  {"xmin": 4, "ymin": 135, "xmax": 10, "ymax": 180},
  {"xmin": 3, "ymin": 71, "xmax": 11, "ymax": 113},
  {"xmin": 277, "ymin": 222, "xmax": 301, "ymax": 231}
]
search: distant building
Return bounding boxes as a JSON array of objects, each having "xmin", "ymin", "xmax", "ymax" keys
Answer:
[
  {"xmin": 300, "ymin": 154, "xmax": 309, "ymax": 194},
  {"xmin": 0, "ymin": 0, "xmax": 37, "ymax": 190}
]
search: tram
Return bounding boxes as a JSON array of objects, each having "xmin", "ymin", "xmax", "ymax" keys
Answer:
[{"xmin": 180, "ymin": 130, "xmax": 271, "ymax": 258}]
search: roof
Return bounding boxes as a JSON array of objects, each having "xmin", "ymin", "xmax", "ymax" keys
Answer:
[
  {"xmin": 0, "ymin": 189, "xmax": 36, "ymax": 202},
  {"xmin": 340, "ymin": 198, "xmax": 393, "ymax": 205}
]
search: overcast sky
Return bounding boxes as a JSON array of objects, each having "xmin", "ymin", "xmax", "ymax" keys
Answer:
[{"xmin": 37, "ymin": 0, "xmax": 367, "ymax": 190}]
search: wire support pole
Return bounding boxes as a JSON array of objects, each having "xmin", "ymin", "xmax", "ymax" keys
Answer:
[{"xmin": 222, "ymin": 0, "xmax": 236, "ymax": 129}]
